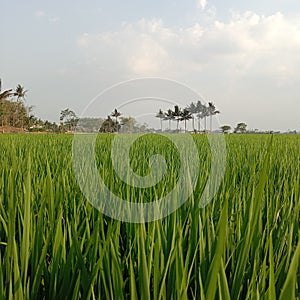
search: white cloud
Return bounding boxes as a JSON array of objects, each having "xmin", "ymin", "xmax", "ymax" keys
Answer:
[
  {"xmin": 75, "ymin": 12, "xmax": 300, "ymax": 130},
  {"xmin": 77, "ymin": 12, "xmax": 300, "ymax": 82},
  {"xmin": 197, "ymin": 0, "xmax": 207, "ymax": 11}
]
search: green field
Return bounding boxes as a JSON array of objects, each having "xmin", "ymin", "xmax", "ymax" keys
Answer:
[{"xmin": 0, "ymin": 134, "xmax": 299, "ymax": 299}]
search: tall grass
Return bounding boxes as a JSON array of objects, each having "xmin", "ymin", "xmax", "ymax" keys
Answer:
[{"xmin": 0, "ymin": 134, "xmax": 299, "ymax": 299}]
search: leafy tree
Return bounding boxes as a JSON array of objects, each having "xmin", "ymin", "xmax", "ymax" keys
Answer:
[
  {"xmin": 76, "ymin": 117, "xmax": 104, "ymax": 133},
  {"xmin": 111, "ymin": 109, "xmax": 121, "ymax": 132},
  {"xmin": 234, "ymin": 122, "xmax": 247, "ymax": 133},
  {"xmin": 99, "ymin": 116, "xmax": 119, "ymax": 133},
  {"xmin": 220, "ymin": 125, "xmax": 231, "ymax": 134},
  {"xmin": 0, "ymin": 80, "xmax": 30, "ymax": 129},
  {"xmin": 60, "ymin": 108, "xmax": 79, "ymax": 132},
  {"xmin": 156, "ymin": 109, "xmax": 165, "ymax": 132},
  {"xmin": 120, "ymin": 116, "xmax": 136, "ymax": 133}
]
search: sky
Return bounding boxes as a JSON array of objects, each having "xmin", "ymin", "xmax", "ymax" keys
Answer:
[{"xmin": 1, "ymin": 0, "xmax": 300, "ymax": 131}]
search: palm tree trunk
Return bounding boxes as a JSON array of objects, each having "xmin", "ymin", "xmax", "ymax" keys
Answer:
[
  {"xmin": 169, "ymin": 119, "xmax": 171, "ymax": 130},
  {"xmin": 210, "ymin": 115, "xmax": 212, "ymax": 132},
  {"xmin": 160, "ymin": 119, "xmax": 163, "ymax": 132},
  {"xmin": 204, "ymin": 117, "xmax": 207, "ymax": 133},
  {"xmin": 185, "ymin": 120, "xmax": 187, "ymax": 133},
  {"xmin": 192, "ymin": 116, "xmax": 195, "ymax": 132}
]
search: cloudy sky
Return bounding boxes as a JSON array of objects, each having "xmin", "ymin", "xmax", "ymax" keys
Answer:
[{"xmin": 1, "ymin": 0, "xmax": 300, "ymax": 131}]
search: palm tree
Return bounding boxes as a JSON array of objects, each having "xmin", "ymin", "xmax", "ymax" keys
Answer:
[
  {"xmin": 164, "ymin": 109, "xmax": 174, "ymax": 131},
  {"xmin": 207, "ymin": 102, "xmax": 220, "ymax": 132},
  {"xmin": 0, "ymin": 79, "xmax": 13, "ymax": 101},
  {"xmin": 197, "ymin": 104, "xmax": 209, "ymax": 133},
  {"xmin": 186, "ymin": 102, "xmax": 198, "ymax": 132},
  {"xmin": 99, "ymin": 116, "xmax": 119, "ymax": 133},
  {"xmin": 172, "ymin": 105, "xmax": 181, "ymax": 133},
  {"xmin": 195, "ymin": 100, "xmax": 204, "ymax": 132},
  {"xmin": 156, "ymin": 109, "xmax": 165, "ymax": 132},
  {"xmin": 180, "ymin": 108, "xmax": 193, "ymax": 133},
  {"xmin": 111, "ymin": 109, "xmax": 121, "ymax": 132},
  {"xmin": 13, "ymin": 85, "xmax": 28, "ymax": 129},
  {"xmin": 14, "ymin": 84, "xmax": 27, "ymax": 102}
]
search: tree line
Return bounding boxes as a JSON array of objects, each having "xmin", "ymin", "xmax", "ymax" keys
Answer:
[
  {"xmin": 0, "ymin": 79, "xmax": 80, "ymax": 133},
  {"xmin": 155, "ymin": 101, "xmax": 220, "ymax": 133},
  {"xmin": 0, "ymin": 78, "xmax": 251, "ymax": 134}
]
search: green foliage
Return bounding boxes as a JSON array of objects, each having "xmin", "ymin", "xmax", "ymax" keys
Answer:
[
  {"xmin": 60, "ymin": 108, "xmax": 79, "ymax": 132},
  {"xmin": 0, "ymin": 134, "xmax": 299, "ymax": 299},
  {"xmin": 220, "ymin": 125, "xmax": 231, "ymax": 134},
  {"xmin": 99, "ymin": 116, "xmax": 120, "ymax": 133},
  {"xmin": 234, "ymin": 122, "xmax": 247, "ymax": 133},
  {"xmin": 0, "ymin": 80, "xmax": 29, "ymax": 129}
]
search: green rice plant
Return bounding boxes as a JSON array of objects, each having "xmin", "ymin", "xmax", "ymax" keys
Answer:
[{"xmin": 0, "ymin": 133, "xmax": 299, "ymax": 299}]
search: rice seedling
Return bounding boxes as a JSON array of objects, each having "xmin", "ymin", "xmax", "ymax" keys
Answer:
[{"xmin": 0, "ymin": 133, "xmax": 299, "ymax": 299}]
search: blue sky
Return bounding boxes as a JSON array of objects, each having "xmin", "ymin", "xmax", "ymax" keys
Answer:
[{"xmin": 1, "ymin": 0, "xmax": 300, "ymax": 131}]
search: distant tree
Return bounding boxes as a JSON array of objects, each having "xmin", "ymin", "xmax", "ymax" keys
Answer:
[
  {"xmin": 234, "ymin": 122, "xmax": 247, "ymax": 133},
  {"xmin": 14, "ymin": 84, "xmax": 27, "ymax": 102},
  {"xmin": 156, "ymin": 109, "xmax": 165, "ymax": 132},
  {"xmin": 60, "ymin": 108, "xmax": 79, "ymax": 132},
  {"xmin": 197, "ymin": 104, "xmax": 209, "ymax": 133},
  {"xmin": 164, "ymin": 109, "xmax": 174, "ymax": 131},
  {"xmin": 120, "ymin": 116, "xmax": 136, "ymax": 133},
  {"xmin": 220, "ymin": 125, "xmax": 231, "ymax": 134},
  {"xmin": 180, "ymin": 108, "xmax": 193, "ymax": 133},
  {"xmin": 99, "ymin": 116, "xmax": 119, "ymax": 133},
  {"xmin": 172, "ymin": 105, "xmax": 182, "ymax": 133},
  {"xmin": 186, "ymin": 102, "xmax": 198, "ymax": 131},
  {"xmin": 111, "ymin": 109, "xmax": 121, "ymax": 132},
  {"xmin": 76, "ymin": 117, "xmax": 104, "ymax": 133},
  {"xmin": 195, "ymin": 100, "xmax": 204, "ymax": 132},
  {"xmin": 0, "ymin": 80, "xmax": 29, "ymax": 129},
  {"xmin": 207, "ymin": 102, "xmax": 220, "ymax": 132},
  {"xmin": 0, "ymin": 79, "xmax": 13, "ymax": 101}
]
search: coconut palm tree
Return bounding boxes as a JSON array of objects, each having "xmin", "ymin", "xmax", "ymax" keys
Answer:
[
  {"xmin": 186, "ymin": 102, "xmax": 198, "ymax": 132},
  {"xmin": 172, "ymin": 105, "xmax": 181, "ymax": 133},
  {"xmin": 197, "ymin": 104, "xmax": 209, "ymax": 133},
  {"xmin": 13, "ymin": 85, "xmax": 28, "ymax": 128},
  {"xmin": 0, "ymin": 79, "xmax": 13, "ymax": 101},
  {"xmin": 164, "ymin": 109, "xmax": 174, "ymax": 131},
  {"xmin": 14, "ymin": 84, "xmax": 27, "ymax": 102},
  {"xmin": 195, "ymin": 100, "xmax": 204, "ymax": 132},
  {"xmin": 111, "ymin": 109, "xmax": 122, "ymax": 132},
  {"xmin": 180, "ymin": 108, "xmax": 193, "ymax": 133},
  {"xmin": 156, "ymin": 109, "xmax": 165, "ymax": 132},
  {"xmin": 207, "ymin": 102, "xmax": 220, "ymax": 132}
]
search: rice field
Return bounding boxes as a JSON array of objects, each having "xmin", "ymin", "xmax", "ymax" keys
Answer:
[{"xmin": 0, "ymin": 133, "xmax": 299, "ymax": 299}]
